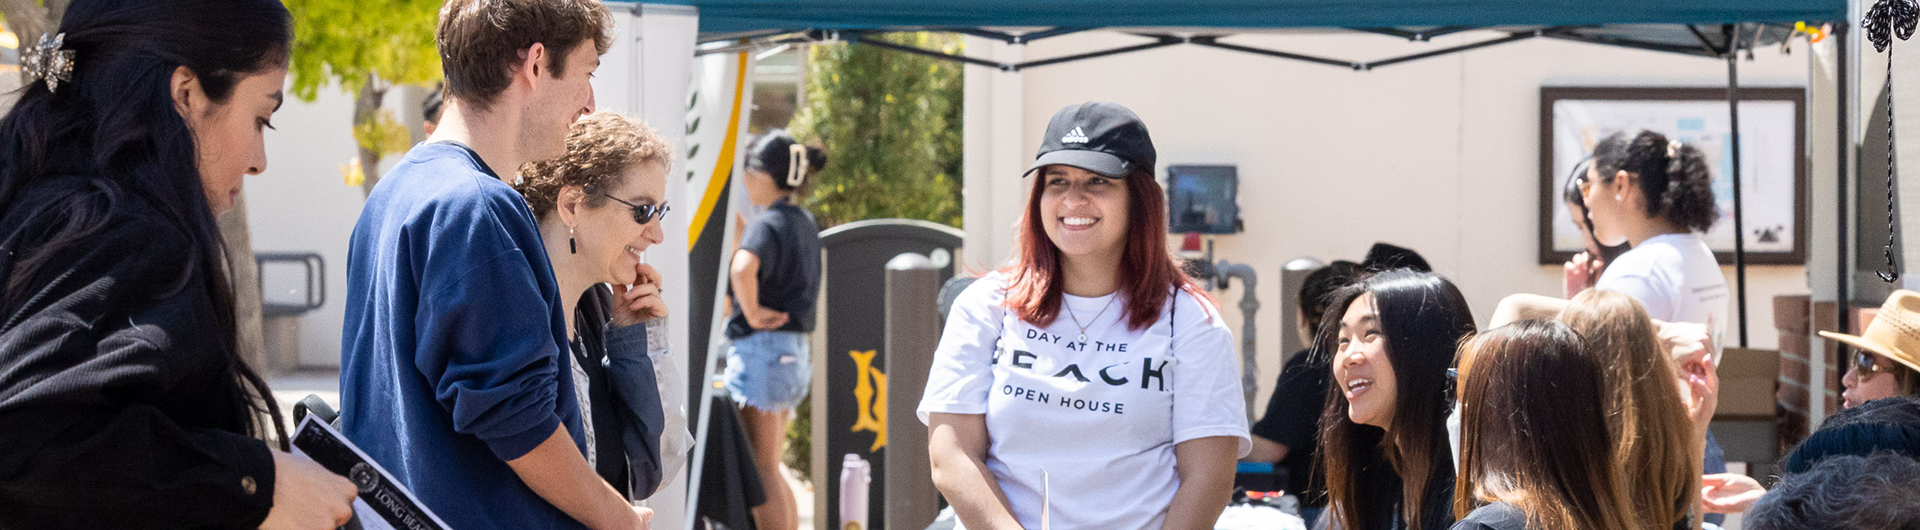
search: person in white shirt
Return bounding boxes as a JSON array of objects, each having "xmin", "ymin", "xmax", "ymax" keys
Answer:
[
  {"xmin": 1580, "ymin": 130, "xmax": 1730, "ymax": 347},
  {"xmin": 917, "ymin": 101, "xmax": 1249, "ymax": 530},
  {"xmin": 1494, "ymin": 129, "xmax": 1737, "ymax": 525}
]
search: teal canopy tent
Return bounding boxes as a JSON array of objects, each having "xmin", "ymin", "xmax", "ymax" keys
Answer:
[{"xmin": 646, "ymin": 0, "xmax": 1843, "ymax": 35}]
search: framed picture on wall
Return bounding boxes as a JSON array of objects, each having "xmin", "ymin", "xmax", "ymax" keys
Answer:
[{"xmin": 1538, "ymin": 86, "xmax": 1806, "ymax": 265}]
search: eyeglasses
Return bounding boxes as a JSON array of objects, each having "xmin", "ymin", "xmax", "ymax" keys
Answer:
[
  {"xmin": 1855, "ymin": 350, "xmax": 1888, "ymax": 375},
  {"xmin": 601, "ymin": 194, "xmax": 670, "ymax": 224}
]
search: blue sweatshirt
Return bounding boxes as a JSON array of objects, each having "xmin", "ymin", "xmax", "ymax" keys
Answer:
[{"xmin": 340, "ymin": 141, "xmax": 588, "ymax": 530}]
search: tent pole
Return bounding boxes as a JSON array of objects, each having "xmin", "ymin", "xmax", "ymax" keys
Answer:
[
  {"xmin": 1836, "ymin": 22, "xmax": 1853, "ymax": 376},
  {"xmin": 1727, "ymin": 24, "xmax": 1750, "ymax": 348}
]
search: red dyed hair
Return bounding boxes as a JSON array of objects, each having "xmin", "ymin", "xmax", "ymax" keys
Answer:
[{"xmin": 1001, "ymin": 167, "xmax": 1213, "ymax": 331}]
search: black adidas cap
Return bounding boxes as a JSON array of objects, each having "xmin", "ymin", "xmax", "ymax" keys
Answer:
[{"xmin": 1025, "ymin": 101, "xmax": 1156, "ymax": 178}]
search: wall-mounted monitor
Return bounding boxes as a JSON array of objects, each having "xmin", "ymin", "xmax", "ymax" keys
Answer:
[{"xmin": 1166, "ymin": 164, "xmax": 1241, "ymax": 235}]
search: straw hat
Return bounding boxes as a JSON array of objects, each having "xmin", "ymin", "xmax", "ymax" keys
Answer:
[{"xmin": 1819, "ymin": 289, "xmax": 1920, "ymax": 375}]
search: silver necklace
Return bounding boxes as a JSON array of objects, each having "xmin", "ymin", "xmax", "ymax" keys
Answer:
[{"xmin": 1063, "ymin": 293, "xmax": 1119, "ymax": 344}]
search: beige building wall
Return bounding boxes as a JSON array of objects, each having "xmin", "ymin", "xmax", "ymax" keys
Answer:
[{"xmin": 972, "ymin": 31, "xmax": 1815, "ymax": 409}]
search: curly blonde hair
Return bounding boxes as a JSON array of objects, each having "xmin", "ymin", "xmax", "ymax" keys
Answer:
[{"xmin": 517, "ymin": 111, "xmax": 673, "ymax": 219}]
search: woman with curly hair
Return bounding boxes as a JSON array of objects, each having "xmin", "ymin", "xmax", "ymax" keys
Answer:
[{"xmin": 516, "ymin": 110, "xmax": 681, "ymax": 502}]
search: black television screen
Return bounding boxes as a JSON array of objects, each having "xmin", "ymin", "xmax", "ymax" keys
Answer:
[{"xmin": 1166, "ymin": 165, "xmax": 1240, "ymax": 235}]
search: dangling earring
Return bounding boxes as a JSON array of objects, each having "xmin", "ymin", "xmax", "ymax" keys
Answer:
[{"xmin": 569, "ymin": 227, "xmax": 577, "ymax": 254}]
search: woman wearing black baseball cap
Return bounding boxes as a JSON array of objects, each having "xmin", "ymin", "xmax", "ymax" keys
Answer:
[{"xmin": 917, "ymin": 102, "xmax": 1249, "ymax": 530}]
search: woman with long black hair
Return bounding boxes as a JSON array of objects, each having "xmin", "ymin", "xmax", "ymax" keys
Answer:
[
  {"xmin": 0, "ymin": 0, "xmax": 357, "ymax": 528},
  {"xmin": 1319, "ymin": 269, "xmax": 1477, "ymax": 530},
  {"xmin": 1560, "ymin": 158, "xmax": 1630, "ymax": 298}
]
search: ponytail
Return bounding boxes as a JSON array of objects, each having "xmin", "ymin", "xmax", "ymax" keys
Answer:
[{"xmin": 1592, "ymin": 131, "xmax": 1719, "ymax": 233}]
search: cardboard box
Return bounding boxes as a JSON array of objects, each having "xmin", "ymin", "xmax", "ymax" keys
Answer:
[{"xmin": 1716, "ymin": 348, "xmax": 1781, "ymax": 419}]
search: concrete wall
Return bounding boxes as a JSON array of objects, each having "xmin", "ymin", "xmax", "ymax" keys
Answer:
[
  {"xmin": 244, "ymin": 84, "xmax": 413, "ymax": 367},
  {"xmin": 969, "ymin": 31, "xmax": 1816, "ymax": 410}
]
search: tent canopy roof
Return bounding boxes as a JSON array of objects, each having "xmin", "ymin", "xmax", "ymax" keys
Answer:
[{"xmin": 628, "ymin": 0, "xmax": 1847, "ymax": 36}]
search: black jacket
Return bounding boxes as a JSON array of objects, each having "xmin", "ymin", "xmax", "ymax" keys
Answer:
[
  {"xmin": 572, "ymin": 284, "xmax": 667, "ymax": 500},
  {"xmin": 0, "ymin": 176, "xmax": 276, "ymax": 528}
]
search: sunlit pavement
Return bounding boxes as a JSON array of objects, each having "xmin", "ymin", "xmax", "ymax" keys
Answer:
[{"xmin": 270, "ymin": 370, "xmax": 816, "ymax": 529}]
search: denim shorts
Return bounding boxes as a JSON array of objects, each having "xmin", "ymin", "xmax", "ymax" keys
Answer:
[{"xmin": 723, "ymin": 331, "xmax": 812, "ymax": 411}]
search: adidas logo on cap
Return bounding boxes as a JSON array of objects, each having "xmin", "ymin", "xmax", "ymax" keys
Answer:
[{"xmin": 1061, "ymin": 126, "xmax": 1089, "ymax": 144}]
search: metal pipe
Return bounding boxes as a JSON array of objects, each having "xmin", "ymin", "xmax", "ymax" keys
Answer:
[
  {"xmin": 1188, "ymin": 36, "xmax": 1362, "ymax": 70},
  {"xmin": 1366, "ymin": 29, "xmax": 1547, "ymax": 69},
  {"xmin": 1212, "ymin": 261, "xmax": 1261, "ymax": 423},
  {"xmin": 845, "ymin": 32, "xmax": 1012, "ymax": 70},
  {"xmin": 1728, "ymin": 24, "xmax": 1750, "ymax": 348},
  {"xmin": 1015, "ymin": 36, "xmax": 1182, "ymax": 70},
  {"xmin": 1837, "ymin": 22, "xmax": 1853, "ymax": 378}
]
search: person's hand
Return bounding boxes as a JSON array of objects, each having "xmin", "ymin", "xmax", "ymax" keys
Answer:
[
  {"xmin": 611, "ymin": 263, "xmax": 668, "ymax": 328},
  {"xmin": 1701, "ymin": 473, "xmax": 1767, "ymax": 514},
  {"xmin": 1657, "ymin": 320, "xmax": 1715, "ymax": 367},
  {"xmin": 632, "ymin": 506, "xmax": 654, "ymax": 530},
  {"xmin": 1656, "ymin": 319, "xmax": 1718, "ymax": 437},
  {"xmin": 259, "ymin": 451, "xmax": 357, "ymax": 530},
  {"xmin": 1563, "ymin": 251, "xmax": 1603, "ymax": 298},
  {"xmin": 747, "ymin": 306, "xmax": 790, "ymax": 330},
  {"xmin": 1676, "ymin": 354, "xmax": 1719, "ymax": 432}
]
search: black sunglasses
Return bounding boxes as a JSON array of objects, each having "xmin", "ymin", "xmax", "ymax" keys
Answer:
[
  {"xmin": 601, "ymin": 194, "xmax": 669, "ymax": 224},
  {"xmin": 1855, "ymin": 350, "xmax": 1887, "ymax": 374}
]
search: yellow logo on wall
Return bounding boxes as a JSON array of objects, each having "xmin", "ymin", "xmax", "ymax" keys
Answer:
[{"xmin": 848, "ymin": 350, "xmax": 887, "ymax": 452}]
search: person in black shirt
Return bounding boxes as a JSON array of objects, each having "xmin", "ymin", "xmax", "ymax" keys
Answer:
[
  {"xmin": 0, "ymin": 1, "xmax": 358, "ymax": 528},
  {"xmin": 725, "ymin": 130, "xmax": 827, "ymax": 530},
  {"xmin": 1247, "ymin": 260, "xmax": 1359, "ymax": 525},
  {"xmin": 1320, "ymin": 270, "xmax": 1473, "ymax": 530}
]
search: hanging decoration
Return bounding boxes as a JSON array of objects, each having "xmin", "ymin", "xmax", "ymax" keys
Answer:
[{"xmin": 1865, "ymin": 0, "xmax": 1916, "ymax": 282}]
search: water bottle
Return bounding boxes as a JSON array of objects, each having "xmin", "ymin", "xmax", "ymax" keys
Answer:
[{"xmin": 839, "ymin": 454, "xmax": 871, "ymax": 530}]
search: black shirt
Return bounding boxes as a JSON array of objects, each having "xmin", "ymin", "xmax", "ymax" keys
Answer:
[
  {"xmin": 570, "ymin": 284, "xmax": 666, "ymax": 500},
  {"xmin": 1250, "ymin": 348, "xmax": 1331, "ymax": 508},
  {"xmin": 726, "ymin": 197, "xmax": 822, "ymax": 338},
  {"xmin": 0, "ymin": 176, "xmax": 276, "ymax": 528}
]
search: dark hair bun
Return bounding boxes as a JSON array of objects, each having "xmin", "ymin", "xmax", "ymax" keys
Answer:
[
  {"xmin": 747, "ymin": 130, "xmax": 828, "ymax": 191},
  {"xmin": 1660, "ymin": 141, "xmax": 1718, "ymax": 232},
  {"xmin": 1592, "ymin": 130, "xmax": 1719, "ymax": 232}
]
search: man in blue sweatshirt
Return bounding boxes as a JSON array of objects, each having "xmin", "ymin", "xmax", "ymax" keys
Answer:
[{"xmin": 340, "ymin": 1, "xmax": 651, "ymax": 528}]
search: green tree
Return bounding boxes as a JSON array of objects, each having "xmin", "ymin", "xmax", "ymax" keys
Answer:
[
  {"xmin": 788, "ymin": 33, "xmax": 964, "ymax": 229},
  {"xmin": 285, "ymin": 0, "xmax": 441, "ymax": 194},
  {"xmin": 782, "ymin": 32, "xmax": 965, "ymax": 479}
]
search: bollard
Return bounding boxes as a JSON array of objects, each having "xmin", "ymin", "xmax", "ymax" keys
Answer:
[{"xmin": 883, "ymin": 252, "xmax": 942, "ymax": 530}]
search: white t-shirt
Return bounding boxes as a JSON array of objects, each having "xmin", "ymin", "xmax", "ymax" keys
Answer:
[
  {"xmin": 917, "ymin": 272, "xmax": 1251, "ymax": 530},
  {"xmin": 1596, "ymin": 232, "xmax": 1731, "ymax": 351}
]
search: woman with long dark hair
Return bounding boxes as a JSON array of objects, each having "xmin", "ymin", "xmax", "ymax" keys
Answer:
[
  {"xmin": 918, "ymin": 102, "xmax": 1247, "ymax": 530},
  {"xmin": 1561, "ymin": 158, "xmax": 1630, "ymax": 298},
  {"xmin": 0, "ymin": 0, "xmax": 357, "ymax": 528},
  {"xmin": 1318, "ymin": 269, "xmax": 1476, "ymax": 530},
  {"xmin": 1450, "ymin": 320, "xmax": 1635, "ymax": 530}
]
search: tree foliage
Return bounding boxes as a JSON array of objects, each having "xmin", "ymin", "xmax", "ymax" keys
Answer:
[
  {"xmin": 284, "ymin": 0, "xmax": 440, "ymax": 192},
  {"xmin": 782, "ymin": 33, "xmax": 965, "ymax": 480},
  {"xmin": 286, "ymin": 0, "xmax": 440, "ymax": 101},
  {"xmin": 788, "ymin": 33, "xmax": 964, "ymax": 229}
]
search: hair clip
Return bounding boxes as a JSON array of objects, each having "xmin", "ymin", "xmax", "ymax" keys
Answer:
[
  {"xmin": 1666, "ymin": 140, "xmax": 1683, "ymax": 159},
  {"xmin": 21, "ymin": 33, "xmax": 76, "ymax": 94},
  {"xmin": 786, "ymin": 143, "xmax": 807, "ymax": 188}
]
